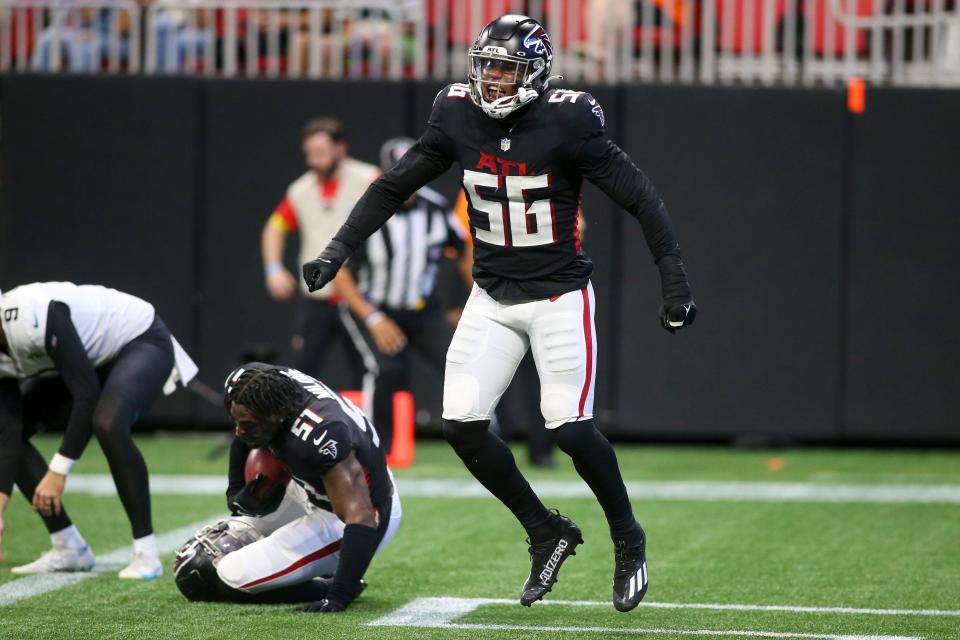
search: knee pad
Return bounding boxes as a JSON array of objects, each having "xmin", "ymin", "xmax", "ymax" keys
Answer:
[
  {"xmin": 215, "ymin": 552, "xmax": 247, "ymax": 591},
  {"xmin": 441, "ymin": 419, "xmax": 490, "ymax": 454},
  {"xmin": 442, "ymin": 373, "xmax": 482, "ymax": 420},
  {"xmin": 554, "ymin": 419, "xmax": 600, "ymax": 455},
  {"xmin": 539, "ymin": 383, "xmax": 582, "ymax": 427}
]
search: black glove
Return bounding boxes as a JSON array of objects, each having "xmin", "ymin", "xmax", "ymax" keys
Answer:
[
  {"xmin": 659, "ymin": 299, "xmax": 697, "ymax": 334},
  {"xmin": 301, "ymin": 598, "xmax": 347, "ymax": 613},
  {"xmin": 302, "ymin": 239, "xmax": 352, "ymax": 293},
  {"xmin": 656, "ymin": 254, "xmax": 696, "ymax": 334},
  {"xmin": 227, "ymin": 474, "xmax": 285, "ymax": 517}
]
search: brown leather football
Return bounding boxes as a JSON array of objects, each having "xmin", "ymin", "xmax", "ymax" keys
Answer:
[{"xmin": 244, "ymin": 448, "xmax": 292, "ymax": 495}]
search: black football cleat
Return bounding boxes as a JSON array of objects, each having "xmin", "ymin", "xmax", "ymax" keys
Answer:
[
  {"xmin": 612, "ymin": 529, "xmax": 648, "ymax": 612},
  {"xmin": 520, "ymin": 514, "xmax": 584, "ymax": 606}
]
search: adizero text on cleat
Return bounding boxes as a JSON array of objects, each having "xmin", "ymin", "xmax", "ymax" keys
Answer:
[{"xmin": 520, "ymin": 514, "xmax": 583, "ymax": 606}]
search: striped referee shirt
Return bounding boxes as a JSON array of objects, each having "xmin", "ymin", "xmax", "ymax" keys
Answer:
[{"xmin": 347, "ymin": 187, "xmax": 466, "ymax": 312}]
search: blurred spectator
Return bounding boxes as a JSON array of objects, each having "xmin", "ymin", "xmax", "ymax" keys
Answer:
[
  {"xmin": 150, "ymin": 6, "xmax": 214, "ymax": 73},
  {"xmin": 31, "ymin": 7, "xmax": 130, "ymax": 72},
  {"xmin": 260, "ymin": 117, "xmax": 375, "ymax": 386}
]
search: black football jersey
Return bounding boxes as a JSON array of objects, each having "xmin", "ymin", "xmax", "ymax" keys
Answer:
[
  {"xmin": 227, "ymin": 364, "xmax": 392, "ymax": 514},
  {"xmin": 332, "ymin": 84, "xmax": 682, "ymax": 302},
  {"xmin": 425, "ymin": 84, "xmax": 604, "ymax": 300}
]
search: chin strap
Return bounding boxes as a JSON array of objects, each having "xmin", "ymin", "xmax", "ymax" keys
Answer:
[
  {"xmin": 543, "ymin": 74, "xmax": 564, "ymax": 90},
  {"xmin": 482, "ymin": 86, "xmax": 542, "ymax": 119}
]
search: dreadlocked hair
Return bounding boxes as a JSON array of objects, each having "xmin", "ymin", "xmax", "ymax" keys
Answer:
[{"xmin": 224, "ymin": 368, "xmax": 304, "ymax": 425}]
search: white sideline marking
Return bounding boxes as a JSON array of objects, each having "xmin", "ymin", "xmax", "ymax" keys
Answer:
[
  {"xmin": 65, "ymin": 475, "xmax": 960, "ymax": 504},
  {"xmin": 367, "ymin": 597, "xmax": 927, "ymax": 640},
  {"xmin": 0, "ymin": 517, "xmax": 218, "ymax": 607},
  {"xmin": 538, "ymin": 599, "xmax": 960, "ymax": 617}
]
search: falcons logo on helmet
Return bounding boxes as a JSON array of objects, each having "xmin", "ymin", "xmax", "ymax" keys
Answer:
[{"xmin": 523, "ymin": 27, "xmax": 550, "ymax": 55}]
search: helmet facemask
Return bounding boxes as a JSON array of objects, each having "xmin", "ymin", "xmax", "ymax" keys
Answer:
[{"xmin": 468, "ymin": 51, "xmax": 548, "ymax": 119}]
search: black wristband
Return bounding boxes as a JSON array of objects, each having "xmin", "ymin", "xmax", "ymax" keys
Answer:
[
  {"xmin": 656, "ymin": 254, "xmax": 692, "ymax": 302},
  {"xmin": 326, "ymin": 523, "xmax": 379, "ymax": 605},
  {"xmin": 332, "ymin": 229, "xmax": 363, "ymax": 255}
]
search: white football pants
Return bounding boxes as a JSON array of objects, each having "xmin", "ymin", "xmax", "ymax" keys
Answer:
[
  {"xmin": 217, "ymin": 481, "xmax": 402, "ymax": 593},
  {"xmin": 443, "ymin": 282, "xmax": 597, "ymax": 429}
]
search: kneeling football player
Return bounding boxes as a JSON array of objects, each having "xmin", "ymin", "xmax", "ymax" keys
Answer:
[{"xmin": 174, "ymin": 363, "xmax": 401, "ymax": 612}]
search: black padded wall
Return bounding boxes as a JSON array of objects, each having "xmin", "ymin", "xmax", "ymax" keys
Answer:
[
  {"xmin": 2, "ymin": 76, "xmax": 957, "ymax": 442},
  {"xmin": 0, "ymin": 75, "xmax": 202, "ymax": 423},
  {"xmin": 842, "ymin": 89, "xmax": 960, "ymax": 441},
  {"xmin": 616, "ymin": 86, "xmax": 846, "ymax": 440}
]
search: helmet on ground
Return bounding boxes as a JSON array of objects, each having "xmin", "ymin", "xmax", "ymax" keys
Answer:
[{"xmin": 172, "ymin": 519, "xmax": 262, "ymax": 601}]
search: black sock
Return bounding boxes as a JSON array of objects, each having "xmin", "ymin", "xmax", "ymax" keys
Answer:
[
  {"xmin": 442, "ymin": 419, "xmax": 554, "ymax": 541},
  {"xmin": 555, "ymin": 420, "xmax": 641, "ymax": 542}
]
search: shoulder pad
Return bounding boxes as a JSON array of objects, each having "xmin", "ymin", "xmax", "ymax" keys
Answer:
[
  {"xmin": 543, "ymin": 89, "xmax": 606, "ymax": 132},
  {"xmin": 435, "ymin": 83, "xmax": 471, "ymax": 105},
  {"xmin": 0, "ymin": 290, "xmax": 45, "ymax": 358},
  {"xmin": 430, "ymin": 83, "xmax": 471, "ymax": 121},
  {"xmin": 286, "ymin": 411, "xmax": 352, "ymax": 466}
]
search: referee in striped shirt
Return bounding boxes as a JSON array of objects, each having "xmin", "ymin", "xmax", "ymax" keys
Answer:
[{"xmin": 333, "ymin": 138, "xmax": 472, "ymax": 454}]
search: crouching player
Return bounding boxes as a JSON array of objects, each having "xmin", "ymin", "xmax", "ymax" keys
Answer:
[{"xmin": 174, "ymin": 363, "xmax": 401, "ymax": 612}]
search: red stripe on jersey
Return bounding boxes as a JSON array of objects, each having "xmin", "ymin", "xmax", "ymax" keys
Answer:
[
  {"xmin": 578, "ymin": 288, "xmax": 593, "ymax": 417},
  {"xmin": 240, "ymin": 539, "xmax": 341, "ymax": 590},
  {"xmin": 499, "ymin": 174, "xmax": 511, "ymax": 247},
  {"xmin": 573, "ymin": 206, "xmax": 583, "ymax": 254},
  {"xmin": 275, "ymin": 196, "xmax": 298, "ymax": 231},
  {"xmin": 360, "ymin": 464, "xmax": 372, "ymax": 491},
  {"xmin": 548, "ymin": 174, "xmax": 558, "ymax": 242}
]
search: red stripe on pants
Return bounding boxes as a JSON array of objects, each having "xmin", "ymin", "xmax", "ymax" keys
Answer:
[
  {"xmin": 578, "ymin": 288, "xmax": 593, "ymax": 417},
  {"xmin": 240, "ymin": 539, "xmax": 342, "ymax": 590}
]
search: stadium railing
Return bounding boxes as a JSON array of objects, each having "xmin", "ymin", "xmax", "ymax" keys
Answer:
[
  {"xmin": 0, "ymin": 0, "xmax": 957, "ymax": 86},
  {"xmin": 0, "ymin": 0, "xmax": 141, "ymax": 73}
]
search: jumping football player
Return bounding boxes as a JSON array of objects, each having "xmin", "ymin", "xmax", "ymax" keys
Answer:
[
  {"xmin": 184, "ymin": 363, "xmax": 401, "ymax": 612},
  {"xmin": 0, "ymin": 282, "xmax": 197, "ymax": 578},
  {"xmin": 302, "ymin": 15, "xmax": 696, "ymax": 611}
]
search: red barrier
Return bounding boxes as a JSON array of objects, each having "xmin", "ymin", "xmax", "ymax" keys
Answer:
[{"xmin": 340, "ymin": 390, "xmax": 415, "ymax": 468}]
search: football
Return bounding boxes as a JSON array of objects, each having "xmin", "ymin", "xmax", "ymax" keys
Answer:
[{"xmin": 244, "ymin": 448, "xmax": 292, "ymax": 494}]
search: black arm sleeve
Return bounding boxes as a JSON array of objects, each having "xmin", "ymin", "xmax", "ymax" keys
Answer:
[
  {"xmin": 576, "ymin": 135, "xmax": 680, "ymax": 262},
  {"xmin": 226, "ymin": 436, "xmax": 250, "ymax": 510},
  {"xmin": 46, "ymin": 301, "xmax": 101, "ymax": 461},
  {"xmin": 0, "ymin": 379, "xmax": 23, "ymax": 495},
  {"xmin": 576, "ymin": 133, "xmax": 692, "ymax": 301},
  {"xmin": 333, "ymin": 127, "xmax": 454, "ymax": 253},
  {"xmin": 326, "ymin": 523, "xmax": 379, "ymax": 605}
]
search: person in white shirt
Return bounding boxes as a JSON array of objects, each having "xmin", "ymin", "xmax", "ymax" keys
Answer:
[
  {"xmin": 0, "ymin": 282, "xmax": 197, "ymax": 579},
  {"xmin": 260, "ymin": 117, "xmax": 378, "ymax": 386}
]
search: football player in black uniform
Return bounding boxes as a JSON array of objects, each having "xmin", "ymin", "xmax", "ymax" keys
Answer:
[
  {"xmin": 176, "ymin": 364, "xmax": 401, "ymax": 611},
  {"xmin": 302, "ymin": 15, "xmax": 695, "ymax": 612}
]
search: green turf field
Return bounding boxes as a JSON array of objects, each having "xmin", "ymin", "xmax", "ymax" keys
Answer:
[{"xmin": 1, "ymin": 435, "xmax": 958, "ymax": 640}]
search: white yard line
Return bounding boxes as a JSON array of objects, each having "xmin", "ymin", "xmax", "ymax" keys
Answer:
[
  {"xmin": 0, "ymin": 517, "xmax": 217, "ymax": 608},
  {"xmin": 367, "ymin": 597, "xmax": 930, "ymax": 640},
  {"xmin": 65, "ymin": 475, "xmax": 960, "ymax": 504},
  {"xmin": 539, "ymin": 599, "xmax": 960, "ymax": 617},
  {"xmin": 441, "ymin": 624, "xmax": 922, "ymax": 640}
]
